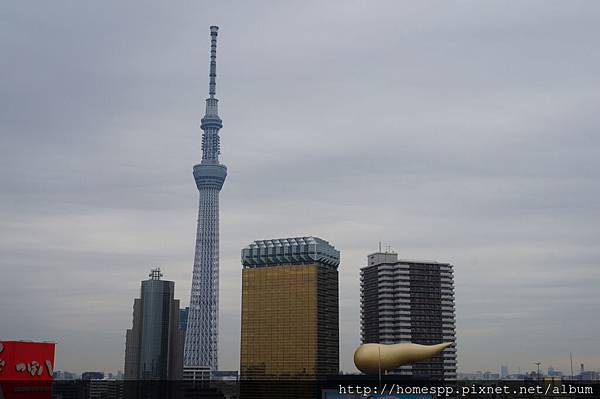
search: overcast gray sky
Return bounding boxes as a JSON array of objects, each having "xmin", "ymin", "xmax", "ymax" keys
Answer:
[{"xmin": 1, "ymin": 1, "xmax": 599, "ymax": 375}]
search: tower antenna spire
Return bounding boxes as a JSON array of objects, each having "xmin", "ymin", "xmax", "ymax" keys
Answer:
[{"xmin": 208, "ymin": 26, "xmax": 218, "ymax": 98}]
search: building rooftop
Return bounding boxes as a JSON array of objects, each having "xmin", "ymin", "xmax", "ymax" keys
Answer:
[
  {"xmin": 366, "ymin": 252, "xmax": 451, "ymax": 267},
  {"xmin": 242, "ymin": 236, "xmax": 340, "ymax": 267}
]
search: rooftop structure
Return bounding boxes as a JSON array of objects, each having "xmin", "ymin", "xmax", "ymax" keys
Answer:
[{"xmin": 241, "ymin": 236, "xmax": 340, "ymax": 267}]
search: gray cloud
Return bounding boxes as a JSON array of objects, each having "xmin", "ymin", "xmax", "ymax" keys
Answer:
[{"xmin": 1, "ymin": 0, "xmax": 599, "ymax": 375}]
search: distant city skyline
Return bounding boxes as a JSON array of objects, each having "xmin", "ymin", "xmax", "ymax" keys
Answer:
[{"xmin": 1, "ymin": 1, "xmax": 599, "ymax": 375}]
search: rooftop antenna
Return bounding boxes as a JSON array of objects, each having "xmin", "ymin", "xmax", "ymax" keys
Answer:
[
  {"xmin": 379, "ymin": 241, "xmax": 382, "ymax": 252},
  {"xmin": 570, "ymin": 352, "xmax": 574, "ymax": 380},
  {"xmin": 149, "ymin": 268, "xmax": 163, "ymax": 280}
]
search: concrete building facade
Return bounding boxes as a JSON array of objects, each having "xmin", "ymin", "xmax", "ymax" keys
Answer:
[{"xmin": 360, "ymin": 252, "xmax": 457, "ymax": 380}]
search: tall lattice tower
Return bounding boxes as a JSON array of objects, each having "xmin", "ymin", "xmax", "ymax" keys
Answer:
[{"xmin": 183, "ymin": 25, "xmax": 227, "ymax": 370}]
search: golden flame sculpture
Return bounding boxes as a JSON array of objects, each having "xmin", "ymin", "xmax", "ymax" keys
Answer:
[{"xmin": 354, "ymin": 342, "xmax": 453, "ymax": 374}]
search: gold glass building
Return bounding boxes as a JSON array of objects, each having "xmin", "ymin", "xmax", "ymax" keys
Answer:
[{"xmin": 240, "ymin": 237, "xmax": 340, "ymax": 380}]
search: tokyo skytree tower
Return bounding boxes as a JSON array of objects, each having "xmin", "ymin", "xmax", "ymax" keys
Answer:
[{"xmin": 183, "ymin": 26, "xmax": 227, "ymax": 370}]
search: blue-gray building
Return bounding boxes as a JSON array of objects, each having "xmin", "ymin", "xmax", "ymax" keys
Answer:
[
  {"xmin": 179, "ymin": 307, "xmax": 189, "ymax": 335},
  {"xmin": 81, "ymin": 371, "xmax": 104, "ymax": 380},
  {"xmin": 124, "ymin": 269, "xmax": 184, "ymax": 380}
]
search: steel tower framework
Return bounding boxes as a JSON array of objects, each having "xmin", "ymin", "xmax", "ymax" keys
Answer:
[{"xmin": 183, "ymin": 26, "xmax": 227, "ymax": 370}]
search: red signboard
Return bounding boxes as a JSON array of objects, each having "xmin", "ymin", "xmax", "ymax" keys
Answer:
[
  {"xmin": 0, "ymin": 341, "xmax": 55, "ymax": 381},
  {"xmin": 0, "ymin": 341, "xmax": 55, "ymax": 399}
]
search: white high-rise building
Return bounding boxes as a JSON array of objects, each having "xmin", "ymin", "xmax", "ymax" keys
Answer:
[{"xmin": 360, "ymin": 252, "xmax": 457, "ymax": 380}]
